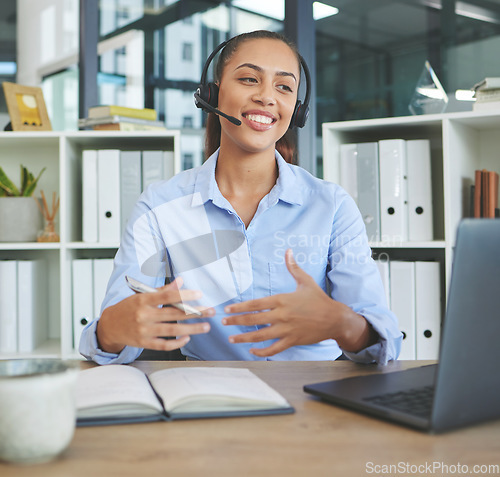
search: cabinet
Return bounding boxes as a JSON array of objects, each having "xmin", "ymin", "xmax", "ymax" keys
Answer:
[
  {"xmin": 322, "ymin": 110, "xmax": 500, "ymax": 308},
  {"xmin": 0, "ymin": 130, "xmax": 180, "ymax": 359}
]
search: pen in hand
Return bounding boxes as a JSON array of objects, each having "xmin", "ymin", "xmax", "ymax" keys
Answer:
[{"xmin": 125, "ymin": 275, "xmax": 203, "ymax": 317}]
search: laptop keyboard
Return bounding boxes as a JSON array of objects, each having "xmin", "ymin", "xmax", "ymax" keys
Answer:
[{"xmin": 363, "ymin": 385, "xmax": 434, "ymax": 418}]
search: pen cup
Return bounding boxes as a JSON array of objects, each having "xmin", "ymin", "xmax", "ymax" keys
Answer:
[{"xmin": 0, "ymin": 358, "xmax": 79, "ymax": 465}]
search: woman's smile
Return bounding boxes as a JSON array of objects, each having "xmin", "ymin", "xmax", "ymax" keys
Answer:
[{"xmin": 242, "ymin": 110, "xmax": 277, "ymax": 131}]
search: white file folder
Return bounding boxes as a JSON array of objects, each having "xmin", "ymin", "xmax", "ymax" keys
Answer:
[
  {"xmin": 390, "ymin": 261, "xmax": 416, "ymax": 360},
  {"xmin": 163, "ymin": 150, "xmax": 176, "ymax": 181},
  {"xmin": 17, "ymin": 260, "xmax": 47, "ymax": 353},
  {"xmin": 92, "ymin": 259, "xmax": 114, "ymax": 320},
  {"xmin": 82, "ymin": 149, "xmax": 98, "ymax": 243},
  {"xmin": 142, "ymin": 150, "xmax": 164, "ymax": 190},
  {"xmin": 339, "ymin": 143, "xmax": 358, "ymax": 204},
  {"xmin": 120, "ymin": 150, "xmax": 142, "ymax": 235},
  {"xmin": 415, "ymin": 261, "xmax": 441, "ymax": 359},
  {"xmin": 407, "ymin": 139, "xmax": 434, "ymax": 241},
  {"xmin": 97, "ymin": 149, "xmax": 121, "ymax": 243},
  {"xmin": 72, "ymin": 259, "xmax": 94, "ymax": 351},
  {"xmin": 379, "ymin": 139, "xmax": 408, "ymax": 242},
  {"xmin": 356, "ymin": 142, "xmax": 380, "ymax": 242},
  {"xmin": 0, "ymin": 260, "xmax": 18, "ymax": 353}
]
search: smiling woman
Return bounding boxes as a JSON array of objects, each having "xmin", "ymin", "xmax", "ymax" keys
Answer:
[
  {"xmin": 216, "ymin": 39, "xmax": 298, "ymax": 159},
  {"xmin": 204, "ymin": 31, "xmax": 305, "ymax": 164},
  {"xmin": 80, "ymin": 30, "xmax": 402, "ymax": 366}
]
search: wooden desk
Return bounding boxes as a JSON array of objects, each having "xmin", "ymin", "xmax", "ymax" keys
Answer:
[{"xmin": 2, "ymin": 361, "xmax": 499, "ymax": 476}]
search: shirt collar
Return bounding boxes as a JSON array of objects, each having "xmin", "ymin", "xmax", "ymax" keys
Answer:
[
  {"xmin": 192, "ymin": 148, "xmax": 304, "ymax": 208},
  {"xmin": 272, "ymin": 150, "xmax": 303, "ymax": 206},
  {"xmin": 192, "ymin": 150, "xmax": 218, "ymax": 207}
]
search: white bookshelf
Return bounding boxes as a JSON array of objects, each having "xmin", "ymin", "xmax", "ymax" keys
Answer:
[
  {"xmin": 0, "ymin": 130, "xmax": 181, "ymax": 359},
  {"xmin": 322, "ymin": 110, "xmax": 500, "ymax": 295}
]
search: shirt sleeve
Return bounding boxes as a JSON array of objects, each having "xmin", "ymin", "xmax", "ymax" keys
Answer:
[
  {"xmin": 79, "ymin": 187, "xmax": 169, "ymax": 365},
  {"xmin": 327, "ymin": 189, "xmax": 403, "ymax": 364},
  {"xmin": 79, "ymin": 319, "xmax": 143, "ymax": 364}
]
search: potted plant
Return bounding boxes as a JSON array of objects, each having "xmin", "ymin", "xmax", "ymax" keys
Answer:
[{"xmin": 0, "ymin": 165, "xmax": 46, "ymax": 242}]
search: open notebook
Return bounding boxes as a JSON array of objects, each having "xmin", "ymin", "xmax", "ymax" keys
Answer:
[{"xmin": 76, "ymin": 365, "xmax": 294, "ymax": 426}]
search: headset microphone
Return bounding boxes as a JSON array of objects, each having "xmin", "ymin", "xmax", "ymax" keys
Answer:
[{"xmin": 194, "ymin": 90, "xmax": 241, "ymax": 126}]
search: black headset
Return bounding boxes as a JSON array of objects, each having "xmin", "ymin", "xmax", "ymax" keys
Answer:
[{"xmin": 194, "ymin": 38, "xmax": 311, "ymax": 129}]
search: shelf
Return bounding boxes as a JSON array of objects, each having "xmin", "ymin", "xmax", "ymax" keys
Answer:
[
  {"xmin": 322, "ymin": 110, "xmax": 500, "ymax": 131},
  {"xmin": 0, "ymin": 339, "xmax": 61, "ymax": 360},
  {"xmin": 0, "ymin": 131, "xmax": 61, "ymax": 147},
  {"xmin": 0, "ymin": 130, "xmax": 181, "ymax": 359},
  {"xmin": 67, "ymin": 242, "xmax": 120, "ymax": 250},
  {"xmin": 0, "ymin": 242, "xmax": 61, "ymax": 250},
  {"xmin": 370, "ymin": 241, "xmax": 446, "ymax": 249},
  {"xmin": 64, "ymin": 130, "xmax": 178, "ymax": 149}
]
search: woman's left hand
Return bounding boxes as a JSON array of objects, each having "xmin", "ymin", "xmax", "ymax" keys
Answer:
[{"xmin": 222, "ymin": 249, "xmax": 370, "ymax": 357}]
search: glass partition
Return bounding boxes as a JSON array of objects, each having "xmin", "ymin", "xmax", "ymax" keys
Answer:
[
  {"xmin": 0, "ymin": 0, "xmax": 17, "ymax": 130},
  {"xmin": 14, "ymin": 0, "xmax": 500, "ymax": 167},
  {"xmin": 315, "ymin": 0, "xmax": 500, "ymax": 124}
]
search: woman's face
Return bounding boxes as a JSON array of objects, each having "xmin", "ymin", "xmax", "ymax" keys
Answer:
[{"xmin": 217, "ymin": 38, "xmax": 300, "ymax": 156}]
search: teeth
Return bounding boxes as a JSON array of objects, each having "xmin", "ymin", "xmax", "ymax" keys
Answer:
[{"xmin": 246, "ymin": 114, "xmax": 273, "ymax": 125}]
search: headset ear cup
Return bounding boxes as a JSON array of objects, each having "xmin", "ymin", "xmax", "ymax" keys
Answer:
[
  {"xmin": 297, "ymin": 103, "xmax": 309, "ymax": 128},
  {"xmin": 289, "ymin": 101, "xmax": 300, "ymax": 129},
  {"xmin": 207, "ymin": 82, "xmax": 219, "ymax": 108},
  {"xmin": 195, "ymin": 83, "xmax": 210, "ymax": 110},
  {"xmin": 290, "ymin": 100, "xmax": 309, "ymax": 129},
  {"xmin": 195, "ymin": 82, "xmax": 220, "ymax": 112},
  {"xmin": 289, "ymin": 100, "xmax": 307, "ymax": 129}
]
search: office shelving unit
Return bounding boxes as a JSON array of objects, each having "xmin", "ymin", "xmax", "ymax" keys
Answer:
[
  {"xmin": 0, "ymin": 130, "xmax": 180, "ymax": 359},
  {"xmin": 322, "ymin": 110, "xmax": 500, "ymax": 295},
  {"xmin": 3, "ymin": 112, "xmax": 499, "ymax": 360}
]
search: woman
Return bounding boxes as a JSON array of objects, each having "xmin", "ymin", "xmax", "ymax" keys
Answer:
[{"xmin": 80, "ymin": 30, "xmax": 402, "ymax": 364}]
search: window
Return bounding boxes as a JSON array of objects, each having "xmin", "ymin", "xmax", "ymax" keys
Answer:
[
  {"xmin": 19, "ymin": 0, "xmax": 500, "ymax": 171},
  {"xmin": 182, "ymin": 116, "xmax": 193, "ymax": 128},
  {"xmin": 183, "ymin": 153, "xmax": 194, "ymax": 170},
  {"xmin": 0, "ymin": 1, "xmax": 17, "ymax": 130},
  {"xmin": 315, "ymin": 1, "xmax": 500, "ymax": 124},
  {"xmin": 182, "ymin": 42, "xmax": 193, "ymax": 62}
]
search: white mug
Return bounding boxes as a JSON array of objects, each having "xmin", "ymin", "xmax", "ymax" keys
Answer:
[{"xmin": 0, "ymin": 359, "xmax": 79, "ymax": 464}]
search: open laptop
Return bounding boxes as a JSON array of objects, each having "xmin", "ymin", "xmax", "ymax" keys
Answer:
[{"xmin": 304, "ymin": 219, "xmax": 500, "ymax": 433}]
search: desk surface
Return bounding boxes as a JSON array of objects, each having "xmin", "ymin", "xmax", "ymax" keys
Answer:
[{"xmin": 2, "ymin": 360, "xmax": 500, "ymax": 476}]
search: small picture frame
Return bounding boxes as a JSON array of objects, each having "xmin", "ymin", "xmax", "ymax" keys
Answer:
[{"xmin": 2, "ymin": 82, "xmax": 52, "ymax": 131}]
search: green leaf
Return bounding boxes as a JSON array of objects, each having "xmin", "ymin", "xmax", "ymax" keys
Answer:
[
  {"xmin": 20, "ymin": 166, "xmax": 29, "ymax": 195},
  {"xmin": 0, "ymin": 166, "xmax": 20, "ymax": 196},
  {"xmin": 23, "ymin": 167, "xmax": 46, "ymax": 197}
]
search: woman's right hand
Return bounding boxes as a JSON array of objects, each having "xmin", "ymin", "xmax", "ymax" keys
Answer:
[{"xmin": 96, "ymin": 278, "xmax": 213, "ymax": 354}]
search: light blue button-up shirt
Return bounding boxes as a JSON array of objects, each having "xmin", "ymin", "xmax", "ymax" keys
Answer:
[{"xmin": 80, "ymin": 149, "xmax": 402, "ymax": 364}]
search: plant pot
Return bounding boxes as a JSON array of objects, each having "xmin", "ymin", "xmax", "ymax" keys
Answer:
[{"xmin": 0, "ymin": 197, "xmax": 42, "ymax": 242}]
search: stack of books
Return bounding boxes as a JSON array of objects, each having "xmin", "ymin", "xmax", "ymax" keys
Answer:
[
  {"xmin": 473, "ymin": 169, "xmax": 499, "ymax": 218},
  {"xmin": 472, "ymin": 78, "xmax": 500, "ymax": 112},
  {"xmin": 79, "ymin": 105, "xmax": 166, "ymax": 131}
]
